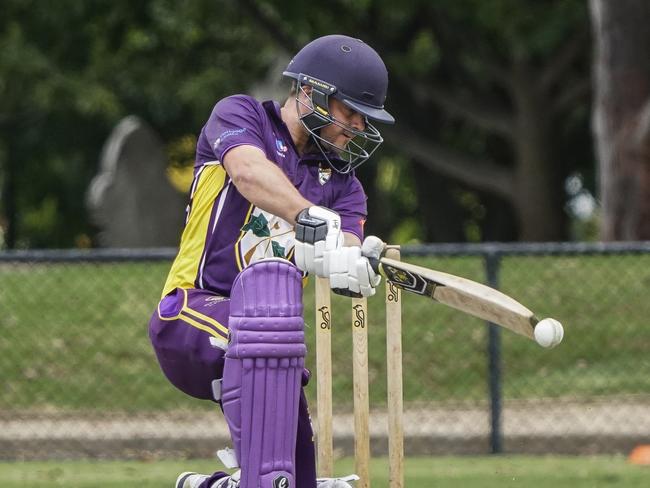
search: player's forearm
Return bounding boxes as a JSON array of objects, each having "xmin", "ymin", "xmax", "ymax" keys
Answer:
[
  {"xmin": 224, "ymin": 145, "xmax": 312, "ymax": 224},
  {"xmin": 344, "ymin": 232, "xmax": 361, "ymax": 246}
]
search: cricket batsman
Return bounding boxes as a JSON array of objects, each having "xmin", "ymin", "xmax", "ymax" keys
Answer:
[{"xmin": 148, "ymin": 34, "xmax": 395, "ymax": 488}]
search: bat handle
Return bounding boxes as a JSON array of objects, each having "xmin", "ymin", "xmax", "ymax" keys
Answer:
[
  {"xmin": 363, "ymin": 239, "xmax": 397, "ymax": 276},
  {"xmin": 367, "ymin": 256, "xmax": 381, "ymax": 274}
]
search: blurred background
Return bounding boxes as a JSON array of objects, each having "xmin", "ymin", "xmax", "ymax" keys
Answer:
[{"xmin": 1, "ymin": 0, "xmax": 649, "ymax": 486}]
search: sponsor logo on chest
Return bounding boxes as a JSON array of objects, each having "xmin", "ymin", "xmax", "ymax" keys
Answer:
[{"xmin": 275, "ymin": 137, "xmax": 288, "ymax": 158}]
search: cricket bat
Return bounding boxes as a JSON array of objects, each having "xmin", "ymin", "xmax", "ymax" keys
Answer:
[{"xmin": 368, "ymin": 254, "xmax": 564, "ymax": 347}]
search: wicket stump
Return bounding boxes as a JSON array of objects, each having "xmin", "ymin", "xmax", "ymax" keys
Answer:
[{"xmin": 315, "ymin": 246, "xmax": 404, "ymax": 488}]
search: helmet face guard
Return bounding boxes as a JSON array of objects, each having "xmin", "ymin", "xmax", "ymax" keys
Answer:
[{"xmin": 294, "ymin": 74, "xmax": 384, "ymax": 174}]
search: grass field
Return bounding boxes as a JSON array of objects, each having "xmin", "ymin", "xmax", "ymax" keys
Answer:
[
  {"xmin": 1, "ymin": 254, "xmax": 649, "ymax": 478},
  {"xmin": 1, "ymin": 456, "xmax": 647, "ymax": 487},
  {"xmin": 1, "ymin": 253, "xmax": 649, "ymax": 413}
]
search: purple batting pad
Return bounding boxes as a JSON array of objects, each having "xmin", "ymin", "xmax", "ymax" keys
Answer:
[{"xmin": 221, "ymin": 259, "xmax": 306, "ymax": 488}]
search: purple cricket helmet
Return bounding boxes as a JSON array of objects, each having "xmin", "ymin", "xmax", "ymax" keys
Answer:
[
  {"xmin": 283, "ymin": 35, "xmax": 394, "ymax": 174},
  {"xmin": 284, "ymin": 35, "xmax": 394, "ymax": 124}
]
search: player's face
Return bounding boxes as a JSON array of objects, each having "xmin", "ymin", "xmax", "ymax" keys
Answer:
[{"xmin": 320, "ymin": 98, "xmax": 366, "ymax": 151}]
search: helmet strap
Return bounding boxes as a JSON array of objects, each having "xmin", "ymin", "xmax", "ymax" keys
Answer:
[{"xmin": 300, "ymin": 88, "xmax": 333, "ymax": 132}]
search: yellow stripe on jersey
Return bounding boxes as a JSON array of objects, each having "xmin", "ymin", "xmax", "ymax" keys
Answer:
[
  {"xmin": 234, "ymin": 203, "xmax": 255, "ymax": 272},
  {"xmin": 162, "ymin": 165, "xmax": 227, "ymax": 297}
]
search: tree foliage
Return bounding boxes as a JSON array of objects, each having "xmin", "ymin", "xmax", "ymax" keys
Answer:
[
  {"xmin": 0, "ymin": 0, "xmax": 593, "ymax": 248},
  {"xmin": 0, "ymin": 0, "xmax": 274, "ymax": 247},
  {"xmin": 241, "ymin": 0, "xmax": 592, "ymax": 242}
]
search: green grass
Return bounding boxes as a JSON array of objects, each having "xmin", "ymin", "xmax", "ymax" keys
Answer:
[
  {"xmin": 1, "ymin": 254, "xmax": 649, "ymax": 412},
  {"xmin": 0, "ymin": 456, "xmax": 646, "ymax": 487}
]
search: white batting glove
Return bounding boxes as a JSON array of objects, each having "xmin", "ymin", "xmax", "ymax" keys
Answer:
[
  {"xmin": 317, "ymin": 474, "xmax": 360, "ymax": 487},
  {"xmin": 294, "ymin": 206, "xmax": 343, "ymax": 277},
  {"xmin": 328, "ymin": 245, "xmax": 381, "ymax": 298}
]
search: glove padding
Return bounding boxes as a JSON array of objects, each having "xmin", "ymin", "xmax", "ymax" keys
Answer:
[
  {"xmin": 328, "ymin": 241, "xmax": 382, "ymax": 298},
  {"xmin": 294, "ymin": 206, "xmax": 343, "ymax": 277}
]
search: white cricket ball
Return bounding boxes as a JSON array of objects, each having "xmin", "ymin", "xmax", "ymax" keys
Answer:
[{"xmin": 534, "ymin": 318, "xmax": 564, "ymax": 348}]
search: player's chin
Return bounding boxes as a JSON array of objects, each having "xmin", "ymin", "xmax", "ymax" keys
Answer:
[{"xmin": 322, "ymin": 137, "xmax": 350, "ymax": 155}]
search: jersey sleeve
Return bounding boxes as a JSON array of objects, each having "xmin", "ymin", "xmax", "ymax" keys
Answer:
[
  {"xmin": 331, "ymin": 176, "xmax": 368, "ymax": 241},
  {"xmin": 202, "ymin": 95, "xmax": 266, "ymax": 162}
]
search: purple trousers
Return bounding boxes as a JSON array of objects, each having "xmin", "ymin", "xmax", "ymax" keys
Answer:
[{"xmin": 149, "ymin": 287, "xmax": 317, "ymax": 487}]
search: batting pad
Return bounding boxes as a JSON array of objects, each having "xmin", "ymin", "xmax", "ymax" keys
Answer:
[{"xmin": 221, "ymin": 259, "xmax": 306, "ymax": 488}]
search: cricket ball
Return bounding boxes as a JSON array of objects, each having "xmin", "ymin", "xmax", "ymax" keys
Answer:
[{"xmin": 534, "ymin": 318, "xmax": 564, "ymax": 348}]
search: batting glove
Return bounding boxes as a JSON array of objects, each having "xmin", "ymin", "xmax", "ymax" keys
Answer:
[
  {"xmin": 360, "ymin": 235, "xmax": 385, "ymax": 260},
  {"xmin": 328, "ymin": 242, "xmax": 381, "ymax": 298},
  {"xmin": 294, "ymin": 206, "xmax": 343, "ymax": 277}
]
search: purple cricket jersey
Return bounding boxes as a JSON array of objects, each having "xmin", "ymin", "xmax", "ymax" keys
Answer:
[{"xmin": 162, "ymin": 94, "xmax": 368, "ymax": 297}]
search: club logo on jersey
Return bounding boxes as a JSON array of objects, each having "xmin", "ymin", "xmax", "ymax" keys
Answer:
[
  {"xmin": 275, "ymin": 137, "xmax": 288, "ymax": 157},
  {"xmin": 241, "ymin": 213, "xmax": 271, "ymax": 238},
  {"xmin": 273, "ymin": 475, "xmax": 290, "ymax": 488},
  {"xmin": 318, "ymin": 164, "xmax": 332, "ymax": 185},
  {"xmin": 237, "ymin": 208, "xmax": 295, "ymax": 268}
]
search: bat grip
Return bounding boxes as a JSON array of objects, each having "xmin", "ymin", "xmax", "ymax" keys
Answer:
[{"xmin": 367, "ymin": 257, "xmax": 381, "ymax": 274}]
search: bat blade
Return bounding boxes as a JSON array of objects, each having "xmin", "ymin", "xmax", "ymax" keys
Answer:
[{"xmin": 376, "ymin": 257, "xmax": 537, "ymax": 340}]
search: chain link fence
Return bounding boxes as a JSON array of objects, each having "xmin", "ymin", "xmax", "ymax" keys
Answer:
[{"xmin": 1, "ymin": 243, "xmax": 649, "ymax": 460}]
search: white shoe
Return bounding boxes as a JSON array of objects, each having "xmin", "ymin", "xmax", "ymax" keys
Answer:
[
  {"xmin": 213, "ymin": 471, "xmax": 240, "ymax": 488},
  {"xmin": 177, "ymin": 470, "xmax": 349, "ymax": 488},
  {"xmin": 175, "ymin": 472, "xmax": 209, "ymax": 488},
  {"xmin": 317, "ymin": 474, "xmax": 360, "ymax": 487},
  {"xmin": 175, "ymin": 470, "xmax": 240, "ymax": 488}
]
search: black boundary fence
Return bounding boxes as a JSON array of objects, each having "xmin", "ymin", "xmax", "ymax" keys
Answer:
[{"xmin": 1, "ymin": 241, "xmax": 649, "ymax": 460}]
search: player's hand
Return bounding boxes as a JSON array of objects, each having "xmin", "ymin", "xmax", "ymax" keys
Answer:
[
  {"xmin": 294, "ymin": 206, "xmax": 343, "ymax": 277},
  {"xmin": 328, "ymin": 245, "xmax": 381, "ymax": 298}
]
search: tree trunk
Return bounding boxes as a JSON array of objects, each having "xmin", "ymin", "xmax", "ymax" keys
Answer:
[
  {"xmin": 412, "ymin": 167, "xmax": 466, "ymax": 242},
  {"xmin": 480, "ymin": 191, "xmax": 518, "ymax": 241},
  {"xmin": 1, "ymin": 127, "xmax": 17, "ymax": 249},
  {"xmin": 591, "ymin": 0, "xmax": 650, "ymax": 240},
  {"xmin": 511, "ymin": 61, "xmax": 567, "ymax": 241}
]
